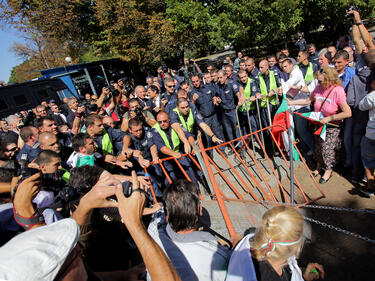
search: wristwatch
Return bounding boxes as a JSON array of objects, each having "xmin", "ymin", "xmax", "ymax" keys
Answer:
[{"xmin": 355, "ymin": 21, "xmax": 363, "ymax": 25}]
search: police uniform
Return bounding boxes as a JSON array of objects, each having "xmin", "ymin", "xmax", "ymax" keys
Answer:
[
  {"xmin": 308, "ymin": 53, "xmax": 319, "ymax": 66},
  {"xmin": 193, "ymin": 84, "xmax": 225, "ymax": 148},
  {"xmin": 170, "ymin": 105, "xmax": 204, "ymax": 137},
  {"xmin": 247, "ymin": 67, "xmax": 260, "ymax": 81},
  {"xmin": 151, "ymin": 124, "xmax": 200, "ymax": 189},
  {"xmin": 16, "ymin": 143, "xmax": 42, "ymax": 164},
  {"xmin": 270, "ymin": 65, "xmax": 289, "ymax": 82},
  {"xmin": 217, "ymin": 80, "xmax": 241, "ymax": 141},
  {"xmin": 257, "ymin": 70, "xmax": 281, "ymax": 128},
  {"xmin": 238, "ymin": 78, "xmax": 260, "ymax": 137},
  {"xmin": 295, "ymin": 62, "xmax": 318, "ymax": 85},
  {"xmin": 128, "ymin": 129, "xmax": 164, "ymax": 197},
  {"xmin": 92, "ymin": 126, "xmax": 126, "ymax": 156},
  {"xmin": 164, "ymin": 96, "xmax": 197, "ymax": 116}
]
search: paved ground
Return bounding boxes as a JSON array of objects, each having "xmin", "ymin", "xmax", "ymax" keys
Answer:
[{"xmin": 197, "ymin": 140, "xmax": 375, "ymax": 281}]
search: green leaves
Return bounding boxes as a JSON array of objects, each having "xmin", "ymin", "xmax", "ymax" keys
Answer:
[{"xmin": 1, "ymin": 0, "xmax": 375, "ymax": 82}]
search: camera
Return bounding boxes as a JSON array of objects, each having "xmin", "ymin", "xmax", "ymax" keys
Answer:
[
  {"xmin": 134, "ymin": 107, "xmax": 144, "ymax": 119},
  {"xmin": 19, "ymin": 168, "xmax": 66, "ymax": 193},
  {"xmin": 87, "ymin": 103, "xmax": 98, "ymax": 113},
  {"xmin": 118, "ymin": 77, "xmax": 133, "ymax": 93},
  {"xmin": 345, "ymin": 6, "xmax": 357, "ymax": 18}
]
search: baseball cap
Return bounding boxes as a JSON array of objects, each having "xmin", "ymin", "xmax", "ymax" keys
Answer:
[{"xmin": 0, "ymin": 218, "xmax": 79, "ymax": 281}]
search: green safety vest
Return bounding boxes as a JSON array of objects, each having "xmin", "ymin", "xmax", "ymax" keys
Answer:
[
  {"xmin": 258, "ymin": 71, "xmax": 278, "ymax": 107},
  {"xmin": 239, "ymin": 78, "xmax": 255, "ymax": 112},
  {"xmin": 101, "ymin": 128, "xmax": 114, "ymax": 155},
  {"xmin": 173, "ymin": 108, "xmax": 194, "ymax": 133},
  {"xmin": 61, "ymin": 168, "xmax": 71, "ymax": 182},
  {"xmin": 152, "ymin": 123, "xmax": 180, "ymax": 152},
  {"xmin": 295, "ymin": 63, "xmax": 314, "ymax": 83},
  {"xmin": 82, "ymin": 127, "xmax": 114, "ymax": 155}
]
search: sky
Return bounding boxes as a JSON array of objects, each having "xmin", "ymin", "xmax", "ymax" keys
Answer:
[{"xmin": 0, "ymin": 24, "xmax": 25, "ymax": 82}]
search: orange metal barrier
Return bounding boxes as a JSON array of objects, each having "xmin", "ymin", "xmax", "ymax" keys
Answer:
[{"xmin": 144, "ymin": 125, "xmax": 325, "ymax": 238}]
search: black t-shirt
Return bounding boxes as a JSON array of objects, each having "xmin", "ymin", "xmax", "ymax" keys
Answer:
[{"xmin": 252, "ymin": 259, "xmax": 292, "ymax": 281}]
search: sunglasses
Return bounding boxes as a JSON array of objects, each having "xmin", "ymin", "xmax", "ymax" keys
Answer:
[
  {"xmin": 166, "ymin": 85, "xmax": 175, "ymax": 88},
  {"xmin": 158, "ymin": 120, "xmax": 169, "ymax": 124},
  {"xmin": 6, "ymin": 147, "xmax": 18, "ymax": 152}
]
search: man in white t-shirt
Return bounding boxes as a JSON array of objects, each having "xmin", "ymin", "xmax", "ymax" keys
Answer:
[{"xmin": 281, "ymin": 59, "xmax": 314, "ymax": 156}]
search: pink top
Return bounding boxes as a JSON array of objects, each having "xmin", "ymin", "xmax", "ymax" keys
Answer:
[{"xmin": 311, "ymin": 85, "xmax": 347, "ymax": 121}]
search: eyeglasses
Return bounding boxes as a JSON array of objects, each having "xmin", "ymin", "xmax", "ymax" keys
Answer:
[{"xmin": 166, "ymin": 85, "xmax": 175, "ymax": 88}]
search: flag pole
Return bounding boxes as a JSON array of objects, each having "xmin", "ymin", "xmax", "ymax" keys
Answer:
[{"xmin": 288, "ymin": 109, "xmax": 295, "ymax": 205}]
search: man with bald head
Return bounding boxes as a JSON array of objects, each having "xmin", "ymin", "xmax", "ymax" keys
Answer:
[
  {"xmin": 151, "ymin": 111, "xmax": 200, "ymax": 189},
  {"xmin": 39, "ymin": 132, "xmax": 73, "ymax": 162},
  {"xmin": 39, "ymin": 132, "xmax": 61, "ymax": 153},
  {"xmin": 257, "ymin": 59, "xmax": 282, "ymax": 128}
]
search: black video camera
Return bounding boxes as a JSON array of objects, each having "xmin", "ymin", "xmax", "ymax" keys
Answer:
[{"xmin": 134, "ymin": 107, "xmax": 144, "ymax": 119}]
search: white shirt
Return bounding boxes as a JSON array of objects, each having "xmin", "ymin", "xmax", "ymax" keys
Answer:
[{"xmin": 282, "ymin": 68, "xmax": 308, "ymax": 112}]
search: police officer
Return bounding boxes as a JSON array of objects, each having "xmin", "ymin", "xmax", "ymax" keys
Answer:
[
  {"xmin": 216, "ymin": 70, "xmax": 246, "ymax": 142},
  {"xmin": 190, "ymin": 75, "xmax": 225, "ymax": 147},
  {"xmin": 308, "ymin": 44, "xmax": 319, "ymax": 65},
  {"xmin": 17, "ymin": 126, "xmax": 41, "ymax": 165},
  {"xmin": 123, "ymin": 117, "xmax": 158, "ymax": 168},
  {"xmin": 151, "ymin": 111, "xmax": 200, "ymax": 189},
  {"xmin": 268, "ymin": 54, "xmax": 288, "ymax": 81},
  {"xmin": 164, "ymin": 88, "xmax": 195, "ymax": 115},
  {"xmin": 245, "ymin": 58, "xmax": 260, "ymax": 80},
  {"xmin": 257, "ymin": 60, "xmax": 282, "ymax": 128},
  {"xmin": 124, "ymin": 117, "xmax": 163, "ymax": 197},
  {"xmin": 84, "ymin": 114, "xmax": 126, "ymax": 157},
  {"xmin": 180, "ymin": 81, "xmax": 199, "ymax": 102},
  {"xmin": 237, "ymin": 70, "xmax": 260, "ymax": 137},
  {"xmin": 225, "ymin": 65, "xmax": 238, "ymax": 83},
  {"xmin": 170, "ymin": 97, "xmax": 223, "ymax": 145},
  {"xmin": 162, "ymin": 77, "xmax": 177, "ymax": 102},
  {"xmin": 296, "ymin": 50, "xmax": 318, "ymax": 85}
]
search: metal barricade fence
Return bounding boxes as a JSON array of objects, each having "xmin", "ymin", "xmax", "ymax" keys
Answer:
[{"xmin": 144, "ymin": 125, "xmax": 325, "ymax": 238}]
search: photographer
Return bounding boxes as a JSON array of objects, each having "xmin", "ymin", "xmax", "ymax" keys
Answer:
[
  {"xmin": 121, "ymin": 98, "xmax": 157, "ymax": 132},
  {"xmin": 13, "ymin": 150, "xmax": 67, "ymax": 230},
  {"xmin": 2, "ymin": 171, "xmax": 178, "ymax": 281}
]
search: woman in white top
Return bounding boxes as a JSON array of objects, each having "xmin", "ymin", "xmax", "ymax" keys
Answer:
[{"xmin": 226, "ymin": 206, "xmax": 325, "ymax": 281}]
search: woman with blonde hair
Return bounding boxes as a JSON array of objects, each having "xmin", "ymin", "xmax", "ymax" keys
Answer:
[
  {"xmin": 226, "ymin": 206, "xmax": 324, "ymax": 281},
  {"xmin": 288, "ymin": 66, "xmax": 352, "ymax": 184}
]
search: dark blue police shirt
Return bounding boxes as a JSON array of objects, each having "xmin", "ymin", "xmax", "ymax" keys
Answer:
[
  {"xmin": 16, "ymin": 143, "xmax": 41, "ymax": 163},
  {"xmin": 92, "ymin": 125, "xmax": 126, "ymax": 155},
  {"xmin": 217, "ymin": 80, "xmax": 240, "ymax": 110},
  {"xmin": 128, "ymin": 130, "xmax": 154, "ymax": 160},
  {"xmin": 192, "ymin": 85, "xmax": 216, "ymax": 117}
]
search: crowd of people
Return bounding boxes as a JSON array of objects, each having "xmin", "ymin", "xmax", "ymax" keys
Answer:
[{"xmin": 0, "ymin": 8, "xmax": 374, "ymax": 281}]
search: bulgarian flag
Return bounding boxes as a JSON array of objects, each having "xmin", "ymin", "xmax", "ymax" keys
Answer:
[
  {"xmin": 271, "ymin": 81, "xmax": 299, "ymax": 161},
  {"xmin": 294, "ymin": 112, "xmax": 326, "ymax": 141}
]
